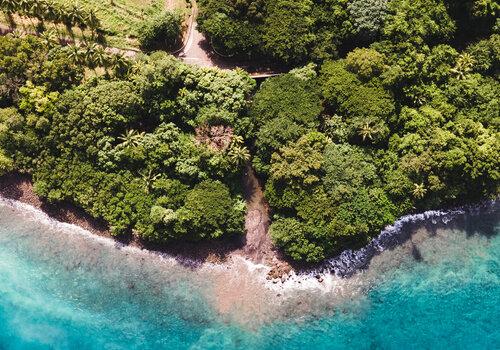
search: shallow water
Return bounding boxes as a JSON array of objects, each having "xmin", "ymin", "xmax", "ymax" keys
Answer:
[{"xmin": 0, "ymin": 199, "xmax": 498, "ymax": 349}]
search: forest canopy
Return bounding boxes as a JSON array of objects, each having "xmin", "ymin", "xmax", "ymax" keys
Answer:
[
  {"xmin": 0, "ymin": 0, "xmax": 499, "ymax": 263},
  {"xmin": 197, "ymin": 0, "xmax": 499, "ymax": 65}
]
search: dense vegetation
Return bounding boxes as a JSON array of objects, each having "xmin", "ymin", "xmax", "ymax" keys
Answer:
[
  {"xmin": 137, "ymin": 10, "xmax": 183, "ymax": 51},
  {"xmin": 198, "ymin": 0, "xmax": 499, "ymax": 65},
  {"xmin": 250, "ymin": 0, "xmax": 500, "ymax": 262},
  {"xmin": 0, "ymin": 34, "xmax": 255, "ymax": 241},
  {"xmin": 0, "ymin": 0, "xmax": 499, "ymax": 263}
]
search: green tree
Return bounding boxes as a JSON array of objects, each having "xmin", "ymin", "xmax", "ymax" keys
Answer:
[
  {"xmin": 345, "ymin": 48, "xmax": 387, "ymax": 81},
  {"xmin": 262, "ymin": 0, "xmax": 315, "ymax": 64},
  {"xmin": 270, "ymin": 131, "xmax": 329, "ymax": 187},
  {"xmin": 137, "ymin": 11, "xmax": 183, "ymax": 51},
  {"xmin": 348, "ymin": 0, "xmax": 389, "ymax": 39},
  {"xmin": 270, "ymin": 218, "xmax": 326, "ymax": 263},
  {"xmin": 174, "ymin": 180, "xmax": 245, "ymax": 240},
  {"xmin": 383, "ymin": 0, "xmax": 456, "ymax": 44}
]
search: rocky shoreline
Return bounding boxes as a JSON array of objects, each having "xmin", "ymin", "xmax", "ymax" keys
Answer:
[
  {"xmin": 1, "ymin": 173, "xmax": 497, "ymax": 286},
  {"xmin": 0, "ymin": 172, "xmax": 293, "ymax": 279}
]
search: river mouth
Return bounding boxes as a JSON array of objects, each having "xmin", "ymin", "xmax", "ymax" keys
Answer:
[{"xmin": 0, "ymin": 198, "xmax": 498, "ymax": 348}]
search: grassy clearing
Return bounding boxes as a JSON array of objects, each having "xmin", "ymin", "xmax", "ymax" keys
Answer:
[
  {"xmin": 0, "ymin": 0, "xmax": 190, "ymax": 49},
  {"xmin": 52, "ymin": 0, "xmax": 164, "ymax": 48}
]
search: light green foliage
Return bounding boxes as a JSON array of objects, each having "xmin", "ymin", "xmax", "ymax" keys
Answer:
[
  {"xmin": 346, "ymin": 48, "xmax": 387, "ymax": 81},
  {"xmin": 177, "ymin": 66, "xmax": 256, "ymax": 132}
]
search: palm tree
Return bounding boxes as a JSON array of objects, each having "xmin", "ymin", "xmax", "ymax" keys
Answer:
[
  {"xmin": 10, "ymin": 28, "xmax": 24, "ymax": 38},
  {"xmin": 228, "ymin": 145, "xmax": 250, "ymax": 166},
  {"xmin": 76, "ymin": 9, "xmax": 88, "ymax": 42},
  {"xmin": 451, "ymin": 53, "xmax": 475, "ymax": 80},
  {"xmin": 118, "ymin": 129, "xmax": 145, "ymax": 148},
  {"xmin": 84, "ymin": 43, "xmax": 107, "ymax": 70},
  {"xmin": 130, "ymin": 60, "xmax": 146, "ymax": 75},
  {"xmin": 358, "ymin": 122, "xmax": 377, "ymax": 142},
  {"xmin": 17, "ymin": 0, "xmax": 36, "ymax": 30},
  {"xmin": 40, "ymin": 28, "xmax": 59, "ymax": 47},
  {"xmin": 93, "ymin": 45, "xmax": 108, "ymax": 70},
  {"xmin": 140, "ymin": 169, "xmax": 160, "ymax": 193},
  {"xmin": 231, "ymin": 135, "xmax": 244, "ymax": 146},
  {"xmin": 29, "ymin": 0, "xmax": 48, "ymax": 32},
  {"xmin": 86, "ymin": 8, "xmax": 101, "ymax": 40},
  {"xmin": 67, "ymin": 44, "xmax": 85, "ymax": 64},
  {"xmin": 63, "ymin": 4, "xmax": 81, "ymax": 40},
  {"xmin": 44, "ymin": 1, "xmax": 64, "ymax": 39},
  {"xmin": 111, "ymin": 53, "xmax": 132, "ymax": 77},
  {"xmin": 412, "ymin": 183, "xmax": 427, "ymax": 199},
  {"xmin": 1, "ymin": 0, "xmax": 19, "ymax": 29}
]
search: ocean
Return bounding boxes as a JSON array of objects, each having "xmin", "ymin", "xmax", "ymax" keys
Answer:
[{"xmin": 0, "ymin": 198, "xmax": 498, "ymax": 349}]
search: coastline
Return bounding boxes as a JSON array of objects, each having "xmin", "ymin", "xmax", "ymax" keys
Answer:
[
  {"xmin": 1, "ymin": 173, "xmax": 498, "ymax": 289},
  {"xmin": 0, "ymin": 173, "xmax": 291, "ymax": 276},
  {"xmin": 2, "ymin": 177, "xmax": 498, "ymax": 347}
]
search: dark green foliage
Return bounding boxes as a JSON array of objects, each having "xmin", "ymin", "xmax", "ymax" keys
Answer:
[
  {"xmin": 262, "ymin": 0, "xmax": 316, "ymax": 64},
  {"xmin": 322, "ymin": 144, "xmax": 379, "ymax": 201},
  {"xmin": 137, "ymin": 11, "xmax": 183, "ymax": 51},
  {"xmin": 251, "ymin": 72, "xmax": 323, "ymax": 173},
  {"xmin": 465, "ymin": 34, "xmax": 500, "ymax": 75},
  {"xmin": 321, "ymin": 61, "xmax": 394, "ymax": 145},
  {"xmin": 173, "ymin": 180, "xmax": 245, "ymax": 240},
  {"xmin": 197, "ymin": 2, "xmax": 263, "ymax": 55},
  {"xmin": 270, "ymin": 218, "xmax": 326, "ymax": 263},
  {"xmin": 198, "ymin": 0, "xmax": 354, "ymax": 64},
  {"xmin": 383, "ymin": 0, "xmax": 456, "ymax": 44},
  {"xmin": 255, "ymin": 0, "xmax": 499, "ymax": 262}
]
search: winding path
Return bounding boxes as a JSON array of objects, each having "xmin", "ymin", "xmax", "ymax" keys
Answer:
[{"xmin": 176, "ymin": 1, "xmax": 215, "ymax": 67}]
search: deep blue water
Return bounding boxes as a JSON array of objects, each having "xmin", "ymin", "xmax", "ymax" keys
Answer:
[{"xmin": 0, "ymin": 200, "xmax": 498, "ymax": 349}]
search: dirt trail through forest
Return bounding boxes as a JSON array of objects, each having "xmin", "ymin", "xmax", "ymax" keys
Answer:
[{"xmin": 241, "ymin": 164, "xmax": 274, "ymax": 264}]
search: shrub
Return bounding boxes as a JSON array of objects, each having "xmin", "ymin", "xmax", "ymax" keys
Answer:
[{"xmin": 138, "ymin": 11, "xmax": 183, "ymax": 51}]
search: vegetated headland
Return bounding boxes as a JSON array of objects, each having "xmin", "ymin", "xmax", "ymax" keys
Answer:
[{"xmin": 0, "ymin": 0, "xmax": 498, "ymax": 281}]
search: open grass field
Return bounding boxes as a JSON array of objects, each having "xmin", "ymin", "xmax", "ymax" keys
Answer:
[
  {"xmin": 53, "ymin": 0, "xmax": 189, "ymax": 48},
  {"xmin": 0, "ymin": 0, "xmax": 190, "ymax": 49}
]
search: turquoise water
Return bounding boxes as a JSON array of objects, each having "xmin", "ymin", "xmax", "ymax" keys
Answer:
[{"xmin": 0, "ymin": 200, "xmax": 498, "ymax": 349}]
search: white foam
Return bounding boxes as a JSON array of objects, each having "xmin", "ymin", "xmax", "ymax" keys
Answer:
[{"xmin": 1, "ymin": 195, "xmax": 497, "ymax": 294}]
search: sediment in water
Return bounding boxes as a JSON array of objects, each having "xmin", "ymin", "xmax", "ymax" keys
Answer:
[{"xmin": 1, "ymin": 194, "xmax": 498, "ymax": 327}]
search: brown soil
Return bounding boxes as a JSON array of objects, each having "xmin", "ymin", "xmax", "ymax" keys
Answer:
[{"xmin": 240, "ymin": 164, "xmax": 273, "ymax": 263}]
